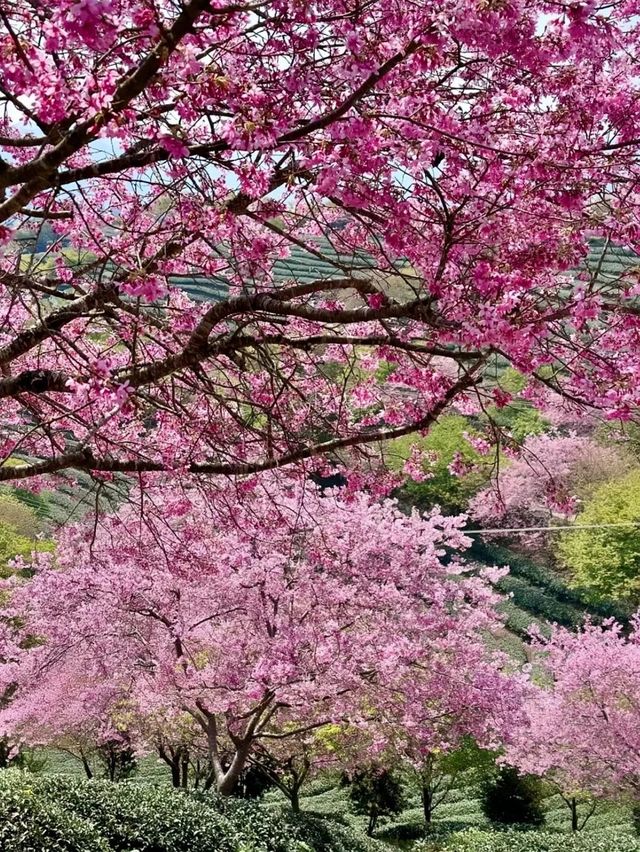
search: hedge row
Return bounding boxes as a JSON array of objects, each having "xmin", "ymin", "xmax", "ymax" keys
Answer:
[
  {"xmin": 469, "ymin": 541, "xmax": 630, "ymax": 624},
  {"xmin": 0, "ymin": 772, "xmax": 385, "ymax": 852},
  {"xmin": 436, "ymin": 829, "xmax": 640, "ymax": 852},
  {"xmin": 496, "ymin": 575, "xmax": 587, "ymax": 629}
]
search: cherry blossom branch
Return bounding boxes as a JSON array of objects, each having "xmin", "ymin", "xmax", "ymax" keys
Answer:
[{"xmin": 0, "ymin": 366, "xmax": 481, "ymax": 481}]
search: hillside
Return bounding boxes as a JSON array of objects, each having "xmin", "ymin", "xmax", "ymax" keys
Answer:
[{"xmin": 468, "ymin": 540, "xmax": 631, "ymax": 642}]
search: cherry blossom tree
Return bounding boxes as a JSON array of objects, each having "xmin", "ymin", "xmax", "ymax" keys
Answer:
[
  {"xmin": 0, "ymin": 654, "xmax": 132, "ymax": 779},
  {"xmin": 469, "ymin": 433, "xmax": 628, "ymax": 526},
  {"xmin": 506, "ymin": 619, "xmax": 640, "ymax": 821},
  {"xmin": 0, "ymin": 2, "xmax": 639, "ymax": 491},
  {"xmin": 0, "ymin": 477, "xmax": 524, "ymax": 794}
]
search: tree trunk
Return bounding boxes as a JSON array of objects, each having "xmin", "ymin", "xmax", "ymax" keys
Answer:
[
  {"xmin": 158, "ymin": 746, "xmax": 181, "ymax": 788},
  {"xmin": 570, "ymin": 797, "xmax": 578, "ymax": 833},
  {"xmin": 422, "ymin": 783, "xmax": 433, "ymax": 824},
  {"xmin": 108, "ymin": 751, "xmax": 117, "ymax": 782},
  {"xmin": 197, "ymin": 706, "xmax": 253, "ymax": 795},
  {"xmin": 290, "ymin": 786, "xmax": 301, "ymax": 813},
  {"xmin": 367, "ymin": 809, "xmax": 378, "ymax": 837},
  {"xmin": 180, "ymin": 750, "xmax": 189, "ymax": 788},
  {"xmin": 217, "ymin": 747, "xmax": 251, "ymax": 796},
  {"xmin": 80, "ymin": 751, "xmax": 93, "ymax": 780}
]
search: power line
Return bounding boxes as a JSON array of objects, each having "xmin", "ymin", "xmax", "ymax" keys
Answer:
[{"xmin": 465, "ymin": 522, "xmax": 640, "ymax": 535}]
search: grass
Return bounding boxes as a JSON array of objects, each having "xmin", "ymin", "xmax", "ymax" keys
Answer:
[{"xmin": 39, "ymin": 749, "xmax": 172, "ymax": 786}]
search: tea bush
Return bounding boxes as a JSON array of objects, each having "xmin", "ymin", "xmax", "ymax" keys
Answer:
[
  {"xmin": 440, "ymin": 828, "xmax": 640, "ymax": 852},
  {"xmin": 0, "ymin": 772, "xmax": 382, "ymax": 852}
]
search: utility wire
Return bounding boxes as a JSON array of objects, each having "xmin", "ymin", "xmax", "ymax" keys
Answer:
[{"xmin": 466, "ymin": 522, "xmax": 640, "ymax": 535}]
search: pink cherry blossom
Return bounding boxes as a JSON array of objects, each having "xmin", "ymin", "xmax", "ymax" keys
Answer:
[
  {"xmin": 0, "ymin": 477, "xmax": 524, "ymax": 793},
  {"xmin": 0, "ymin": 1, "xmax": 636, "ymax": 488},
  {"xmin": 507, "ymin": 618, "xmax": 640, "ymax": 800}
]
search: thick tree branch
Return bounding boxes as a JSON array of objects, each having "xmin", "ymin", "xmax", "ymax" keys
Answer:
[{"xmin": 0, "ymin": 367, "xmax": 481, "ymax": 481}]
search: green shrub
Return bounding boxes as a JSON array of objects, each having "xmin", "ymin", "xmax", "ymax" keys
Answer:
[
  {"xmin": 481, "ymin": 768, "xmax": 544, "ymax": 827},
  {"xmin": 389, "ymin": 415, "xmax": 491, "ymax": 514},
  {"xmin": 95, "ymin": 736, "xmax": 138, "ymax": 783},
  {"xmin": 498, "ymin": 600, "xmax": 545, "ymax": 639},
  {"xmin": 205, "ymin": 794, "xmax": 308, "ymax": 851},
  {"xmin": 289, "ymin": 813, "xmax": 387, "ymax": 852},
  {"xmin": 496, "ymin": 576, "xmax": 584, "ymax": 628},
  {"xmin": 374, "ymin": 819, "xmax": 427, "ymax": 841},
  {"xmin": 0, "ymin": 780, "xmax": 111, "ymax": 852},
  {"xmin": 15, "ymin": 776, "xmax": 238, "ymax": 852},
  {"xmin": 297, "ymin": 784, "xmax": 348, "ymax": 816},
  {"xmin": 556, "ymin": 470, "xmax": 640, "ymax": 601},
  {"xmin": 0, "ymin": 773, "xmax": 238, "ymax": 852},
  {"xmin": 439, "ymin": 828, "xmax": 640, "ymax": 851},
  {"xmin": 346, "ymin": 767, "xmax": 406, "ymax": 836},
  {"xmin": 299, "ymin": 774, "xmax": 342, "ymax": 798},
  {"xmin": 0, "ymin": 771, "xmax": 387, "ymax": 852},
  {"xmin": 469, "ymin": 542, "xmax": 630, "ymax": 623}
]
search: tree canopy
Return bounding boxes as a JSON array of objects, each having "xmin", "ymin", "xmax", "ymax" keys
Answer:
[
  {"xmin": 0, "ymin": 478, "xmax": 523, "ymax": 794},
  {"xmin": 557, "ymin": 470, "xmax": 640, "ymax": 601},
  {"xmin": 0, "ymin": 2, "xmax": 639, "ymax": 491}
]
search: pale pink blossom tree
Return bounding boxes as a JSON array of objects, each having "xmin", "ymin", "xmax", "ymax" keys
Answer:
[
  {"xmin": 470, "ymin": 434, "xmax": 628, "ymax": 526},
  {"xmin": 507, "ymin": 619, "xmax": 640, "ymax": 827},
  {"xmin": 0, "ymin": 478, "xmax": 524, "ymax": 794}
]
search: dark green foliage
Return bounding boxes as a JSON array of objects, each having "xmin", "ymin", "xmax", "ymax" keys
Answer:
[
  {"xmin": 0, "ymin": 736, "xmax": 25, "ymax": 769},
  {"xmin": 231, "ymin": 761, "xmax": 275, "ymax": 799},
  {"xmin": 290, "ymin": 813, "xmax": 386, "ymax": 851},
  {"xmin": 299, "ymin": 774, "xmax": 341, "ymax": 797},
  {"xmin": 496, "ymin": 575, "xmax": 587, "ymax": 630},
  {"xmin": 481, "ymin": 767, "xmax": 545, "ymax": 827},
  {"xmin": 2, "ymin": 773, "xmax": 331, "ymax": 852},
  {"xmin": 346, "ymin": 767, "xmax": 406, "ymax": 836},
  {"xmin": 374, "ymin": 820, "xmax": 427, "ymax": 841},
  {"xmin": 95, "ymin": 736, "xmax": 137, "ymax": 783},
  {"xmin": 631, "ymin": 804, "xmax": 640, "ymax": 836},
  {"xmin": 0, "ymin": 781, "xmax": 111, "ymax": 852},
  {"xmin": 0, "ymin": 738, "xmax": 47, "ymax": 774}
]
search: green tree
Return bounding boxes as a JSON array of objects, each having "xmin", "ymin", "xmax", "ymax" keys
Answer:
[
  {"xmin": 414, "ymin": 740, "xmax": 496, "ymax": 827},
  {"xmin": 485, "ymin": 368, "xmax": 549, "ymax": 442},
  {"xmin": 96, "ymin": 735, "xmax": 138, "ymax": 783},
  {"xmin": 388, "ymin": 415, "xmax": 490, "ymax": 514},
  {"xmin": 481, "ymin": 766, "xmax": 545, "ymax": 826},
  {"xmin": 557, "ymin": 469, "xmax": 640, "ymax": 601},
  {"xmin": 346, "ymin": 766, "xmax": 406, "ymax": 836}
]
